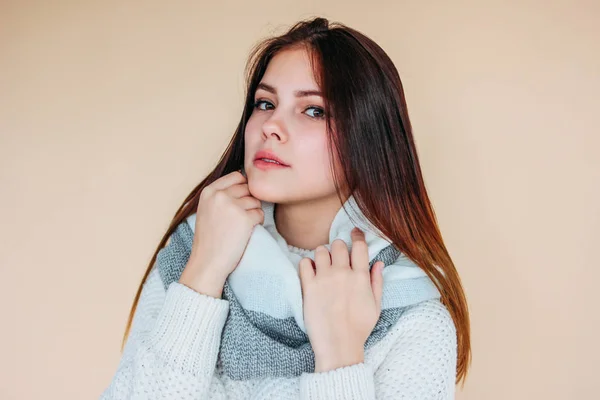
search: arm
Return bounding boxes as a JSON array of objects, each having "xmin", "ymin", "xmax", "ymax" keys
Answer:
[
  {"xmin": 298, "ymin": 299, "xmax": 457, "ymax": 400},
  {"xmin": 99, "ymin": 266, "xmax": 230, "ymax": 400}
]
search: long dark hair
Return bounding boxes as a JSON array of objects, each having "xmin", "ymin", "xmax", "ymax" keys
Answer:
[{"xmin": 121, "ymin": 16, "xmax": 471, "ymax": 385}]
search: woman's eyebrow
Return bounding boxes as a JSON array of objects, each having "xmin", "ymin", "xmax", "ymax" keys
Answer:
[{"xmin": 257, "ymin": 82, "xmax": 323, "ymax": 97}]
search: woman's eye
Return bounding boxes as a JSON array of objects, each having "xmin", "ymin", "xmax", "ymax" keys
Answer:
[
  {"xmin": 305, "ymin": 106, "xmax": 325, "ymax": 119},
  {"xmin": 253, "ymin": 100, "xmax": 324, "ymax": 119},
  {"xmin": 253, "ymin": 100, "xmax": 273, "ymax": 111}
]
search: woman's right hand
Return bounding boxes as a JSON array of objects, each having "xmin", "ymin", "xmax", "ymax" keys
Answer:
[{"xmin": 179, "ymin": 170, "xmax": 264, "ymax": 298}]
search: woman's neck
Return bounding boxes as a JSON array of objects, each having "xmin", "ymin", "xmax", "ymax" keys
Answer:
[{"xmin": 274, "ymin": 194, "xmax": 346, "ymax": 251}]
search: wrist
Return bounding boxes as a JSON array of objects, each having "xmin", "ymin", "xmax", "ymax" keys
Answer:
[
  {"xmin": 314, "ymin": 349, "xmax": 365, "ymax": 373},
  {"xmin": 179, "ymin": 267, "xmax": 226, "ymax": 299}
]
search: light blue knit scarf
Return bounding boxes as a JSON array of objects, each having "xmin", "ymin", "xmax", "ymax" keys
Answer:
[{"xmin": 156, "ymin": 195, "xmax": 440, "ymax": 380}]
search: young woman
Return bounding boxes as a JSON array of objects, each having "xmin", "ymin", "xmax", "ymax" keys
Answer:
[{"xmin": 101, "ymin": 17, "xmax": 471, "ymax": 399}]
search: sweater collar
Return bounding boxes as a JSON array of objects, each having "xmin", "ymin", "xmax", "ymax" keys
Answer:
[
  {"xmin": 259, "ymin": 194, "xmax": 393, "ymax": 263},
  {"xmin": 186, "ymin": 193, "xmax": 394, "ymax": 264}
]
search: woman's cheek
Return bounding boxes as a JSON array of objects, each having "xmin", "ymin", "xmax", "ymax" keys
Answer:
[{"xmin": 301, "ymin": 142, "xmax": 335, "ymax": 184}]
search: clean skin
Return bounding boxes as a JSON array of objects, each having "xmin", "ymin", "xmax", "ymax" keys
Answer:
[{"xmin": 243, "ymin": 46, "xmax": 385, "ymax": 372}]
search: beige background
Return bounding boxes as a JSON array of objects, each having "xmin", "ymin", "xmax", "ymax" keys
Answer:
[{"xmin": 1, "ymin": 0, "xmax": 598, "ymax": 399}]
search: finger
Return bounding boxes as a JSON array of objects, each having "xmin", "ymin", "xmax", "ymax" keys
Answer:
[
  {"xmin": 210, "ymin": 171, "xmax": 247, "ymax": 191},
  {"xmin": 370, "ymin": 261, "xmax": 385, "ymax": 312},
  {"xmin": 235, "ymin": 195, "xmax": 262, "ymax": 210},
  {"xmin": 314, "ymin": 245, "xmax": 331, "ymax": 274},
  {"xmin": 247, "ymin": 207, "xmax": 264, "ymax": 226},
  {"xmin": 298, "ymin": 257, "xmax": 315, "ymax": 293},
  {"xmin": 224, "ymin": 183, "xmax": 251, "ymax": 199},
  {"xmin": 330, "ymin": 239, "xmax": 349, "ymax": 269},
  {"xmin": 350, "ymin": 227, "xmax": 370, "ymax": 272}
]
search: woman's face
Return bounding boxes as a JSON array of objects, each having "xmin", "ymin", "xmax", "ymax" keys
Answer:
[{"xmin": 244, "ymin": 47, "xmax": 339, "ymax": 204}]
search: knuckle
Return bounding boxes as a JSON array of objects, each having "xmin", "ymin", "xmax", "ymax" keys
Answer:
[
  {"xmin": 214, "ymin": 190, "xmax": 229, "ymax": 203},
  {"xmin": 334, "ymin": 268, "xmax": 351, "ymax": 280},
  {"xmin": 233, "ymin": 170, "xmax": 245, "ymax": 180},
  {"xmin": 200, "ymin": 186, "xmax": 213, "ymax": 198}
]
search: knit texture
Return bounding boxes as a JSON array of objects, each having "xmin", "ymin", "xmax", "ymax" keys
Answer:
[
  {"xmin": 155, "ymin": 195, "xmax": 441, "ymax": 380},
  {"xmin": 100, "ymin": 266, "xmax": 457, "ymax": 399}
]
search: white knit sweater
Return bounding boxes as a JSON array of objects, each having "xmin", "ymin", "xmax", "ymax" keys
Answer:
[{"xmin": 100, "ymin": 264, "xmax": 457, "ymax": 399}]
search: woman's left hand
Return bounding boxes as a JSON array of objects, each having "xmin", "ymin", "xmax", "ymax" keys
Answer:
[{"xmin": 299, "ymin": 227, "xmax": 385, "ymax": 373}]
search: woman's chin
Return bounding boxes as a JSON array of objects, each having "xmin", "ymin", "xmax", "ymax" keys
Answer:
[{"xmin": 247, "ymin": 178, "xmax": 287, "ymax": 203}]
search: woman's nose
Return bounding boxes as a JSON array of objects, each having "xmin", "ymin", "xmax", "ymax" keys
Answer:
[{"xmin": 261, "ymin": 116, "xmax": 288, "ymax": 142}]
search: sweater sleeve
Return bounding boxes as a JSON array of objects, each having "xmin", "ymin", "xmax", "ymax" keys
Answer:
[
  {"xmin": 298, "ymin": 300, "xmax": 457, "ymax": 400},
  {"xmin": 99, "ymin": 266, "xmax": 230, "ymax": 400}
]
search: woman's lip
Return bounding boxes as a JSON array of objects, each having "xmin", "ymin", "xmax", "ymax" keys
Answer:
[
  {"xmin": 254, "ymin": 150, "xmax": 289, "ymax": 166},
  {"xmin": 253, "ymin": 159, "xmax": 291, "ymax": 170}
]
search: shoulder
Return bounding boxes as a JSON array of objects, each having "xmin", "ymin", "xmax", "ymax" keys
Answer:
[
  {"xmin": 373, "ymin": 300, "xmax": 458, "ymax": 398},
  {"xmin": 390, "ymin": 298, "xmax": 457, "ymax": 360},
  {"xmin": 396, "ymin": 299, "xmax": 456, "ymax": 335},
  {"xmin": 388, "ymin": 299, "xmax": 457, "ymax": 355},
  {"xmin": 380, "ymin": 299, "xmax": 457, "ymax": 372}
]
